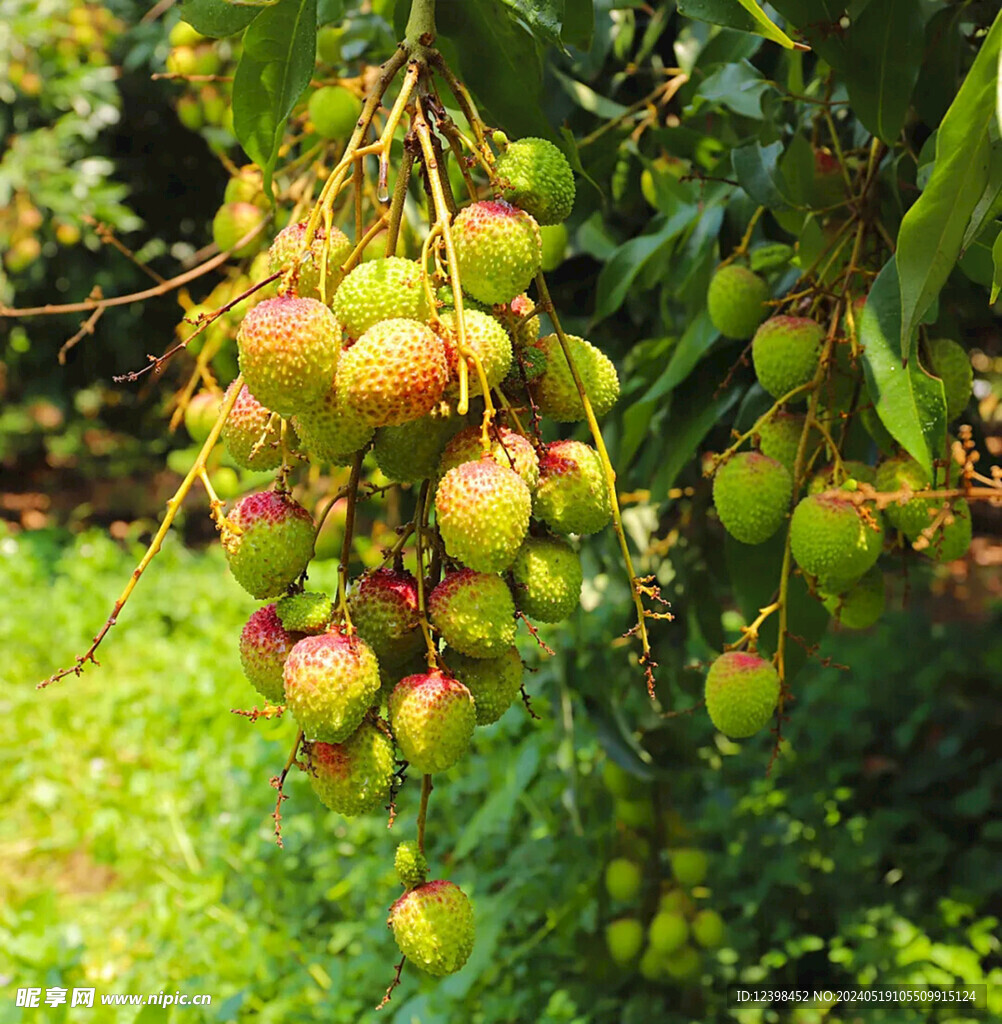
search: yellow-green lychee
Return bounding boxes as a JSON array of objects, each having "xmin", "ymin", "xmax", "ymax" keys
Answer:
[
  {"xmin": 394, "ymin": 840, "xmax": 429, "ymax": 889},
  {"xmin": 530, "ymin": 334, "xmax": 620, "ymax": 421},
  {"xmin": 221, "ymin": 381, "xmax": 282, "ymax": 471},
  {"xmin": 331, "ymin": 257, "xmax": 431, "ymax": 338},
  {"xmin": 224, "ymin": 165, "xmax": 264, "ymax": 206},
  {"xmin": 670, "ymin": 848, "xmax": 709, "ymax": 887},
  {"xmin": 756, "ymin": 412, "xmax": 806, "ymax": 472},
  {"xmin": 348, "ymin": 569, "xmax": 424, "ymax": 668},
  {"xmin": 373, "ymin": 402, "xmax": 464, "ymax": 483},
  {"xmin": 308, "ymin": 85, "xmax": 362, "ymax": 140},
  {"xmin": 704, "ymin": 651, "xmax": 780, "ymax": 739},
  {"xmin": 305, "ymin": 721, "xmax": 395, "ymax": 816},
  {"xmin": 443, "ymin": 646, "xmax": 523, "ymax": 725},
  {"xmin": 389, "ymin": 880, "xmax": 474, "ymax": 976},
  {"xmin": 184, "ymin": 389, "xmax": 223, "ymax": 444},
  {"xmin": 439, "ymin": 426, "xmax": 540, "ymax": 492},
  {"xmin": 789, "ymin": 493, "xmax": 883, "ymax": 592},
  {"xmin": 663, "ymin": 944, "xmax": 701, "ymax": 981},
  {"xmin": 712, "ymin": 452, "xmax": 792, "ymax": 545},
  {"xmin": 752, "ymin": 316, "xmax": 824, "ymax": 401},
  {"xmin": 510, "ymin": 535, "xmax": 582, "ymax": 623},
  {"xmin": 268, "ymin": 220, "xmax": 352, "ymax": 303},
  {"xmin": 389, "ymin": 670, "xmax": 476, "ymax": 773},
  {"xmin": 495, "ymin": 137, "xmax": 575, "ymax": 225},
  {"xmin": 605, "ymin": 858, "xmax": 642, "ymax": 902},
  {"xmin": 437, "ymin": 309, "xmax": 512, "ymax": 397},
  {"xmin": 649, "ymin": 912, "xmax": 688, "ymax": 955},
  {"xmin": 292, "ymin": 380, "xmax": 374, "ymax": 466},
  {"xmin": 822, "ymin": 566, "xmax": 885, "ymax": 629},
  {"xmin": 428, "ymin": 569, "xmax": 516, "ymax": 659},
  {"xmin": 212, "ymin": 201, "xmax": 265, "ymax": 258},
  {"xmin": 535, "ymin": 440, "xmax": 612, "ymax": 536},
  {"xmin": 707, "ymin": 264, "xmax": 768, "ymax": 339},
  {"xmin": 691, "ymin": 909, "xmax": 725, "ymax": 949},
  {"xmin": 276, "ymin": 591, "xmax": 332, "ymax": 634},
  {"xmin": 924, "ymin": 338, "xmax": 972, "ymax": 421},
  {"xmin": 808, "ymin": 460, "xmax": 876, "ymax": 495},
  {"xmin": 540, "ymin": 223, "xmax": 568, "ymax": 271},
  {"xmin": 914, "ymin": 498, "xmax": 971, "ymax": 562},
  {"xmin": 239, "ymin": 604, "xmax": 303, "ymax": 703},
  {"xmin": 452, "ymin": 200, "xmax": 541, "ymax": 305},
  {"xmin": 606, "ymin": 918, "xmax": 644, "ymax": 964},
  {"xmin": 874, "ymin": 455, "xmax": 933, "ymax": 537}
]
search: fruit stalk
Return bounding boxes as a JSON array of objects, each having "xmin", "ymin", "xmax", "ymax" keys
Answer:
[
  {"xmin": 337, "ymin": 451, "xmax": 365, "ymax": 632},
  {"xmin": 416, "ymin": 773, "xmax": 434, "ymax": 855}
]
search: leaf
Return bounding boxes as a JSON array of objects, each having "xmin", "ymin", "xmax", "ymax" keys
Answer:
[
  {"xmin": 562, "ymin": 0, "xmax": 594, "ymax": 49},
  {"xmin": 990, "ymin": 231, "xmax": 1002, "ymax": 304},
  {"xmin": 697, "ymin": 60, "xmax": 770, "ymax": 119},
  {"xmin": 860, "ymin": 259, "xmax": 946, "ymax": 479},
  {"xmin": 960, "ymin": 140, "xmax": 1002, "ymax": 255},
  {"xmin": 731, "ymin": 0, "xmax": 797, "ymax": 48},
  {"xmin": 679, "ymin": 0, "xmax": 796, "ymax": 48},
  {"xmin": 732, "ymin": 140, "xmax": 793, "ymax": 211},
  {"xmin": 896, "ymin": 9, "xmax": 1002, "ymax": 360},
  {"xmin": 180, "ymin": 0, "xmax": 262, "ymax": 36},
  {"xmin": 641, "ymin": 310, "xmax": 719, "ymax": 403},
  {"xmin": 232, "ymin": 0, "xmax": 317, "ymax": 197},
  {"xmin": 552, "ymin": 67, "xmax": 628, "ymax": 119},
  {"xmin": 497, "ymin": 0, "xmax": 564, "ymax": 49},
  {"xmin": 316, "ymin": 0, "xmax": 344, "ymax": 23}
]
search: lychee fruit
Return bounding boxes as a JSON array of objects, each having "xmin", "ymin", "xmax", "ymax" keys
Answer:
[
  {"xmin": 305, "ymin": 720, "xmax": 395, "ymax": 816},
  {"xmin": 347, "ymin": 568, "xmax": 424, "ymax": 668},
  {"xmin": 443, "ymin": 646, "xmax": 523, "ymax": 725},
  {"xmin": 239, "ymin": 604, "xmax": 303, "ymax": 703},
  {"xmin": 439, "ymin": 425, "xmax": 540, "ymax": 492},
  {"xmin": 495, "ymin": 137, "xmax": 575, "ymax": 225},
  {"xmin": 924, "ymin": 337, "xmax": 971, "ymax": 421},
  {"xmin": 291, "ymin": 380, "xmax": 374, "ymax": 466},
  {"xmin": 808, "ymin": 459, "xmax": 876, "ymax": 495},
  {"xmin": 706, "ymin": 264, "xmax": 768, "ymax": 339},
  {"xmin": 221, "ymin": 381, "xmax": 283, "ymax": 471},
  {"xmin": 663, "ymin": 945, "xmax": 701, "ymax": 980},
  {"xmin": 435, "ymin": 459, "xmax": 531, "ymax": 572},
  {"xmin": 534, "ymin": 440, "xmax": 612, "ymax": 536},
  {"xmin": 822, "ymin": 566, "xmax": 885, "ymax": 629},
  {"xmin": 428, "ymin": 569, "xmax": 516, "ymax": 659},
  {"xmin": 183, "ymin": 389, "xmax": 223, "ymax": 444},
  {"xmin": 915, "ymin": 498, "xmax": 971, "ymax": 562},
  {"xmin": 221, "ymin": 490, "xmax": 315, "ymax": 599},
  {"xmin": 691, "ymin": 909, "xmax": 725, "ymax": 949},
  {"xmin": 530, "ymin": 333, "xmax": 620, "ymax": 421},
  {"xmin": 712, "ymin": 452, "xmax": 792, "ymax": 545},
  {"xmin": 388, "ymin": 880, "xmax": 474, "ymax": 976},
  {"xmin": 704, "ymin": 651, "xmax": 780, "ymax": 739},
  {"xmin": 268, "ymin": 220, "xmax": 352, "ymax": 303},
  {"xmin": 671, "ymin": 847, "xmax": 709, "ymax": 886},
  {"xmin": 276, "ymin": 591, "xmax": 332, "ymax": 634},
  {"xmin": 605, "ymin": 918, "xmax": 643, "ymax": 964},
  {"xmin": 437, "ymin": 309, "xmax": 512, "ymax": 397},
  {"xmin": 394, "ymin": 840, "xmax": 429, "ymax": 889},
  {"xmin": 237, "ymin": 294, "xmax": 340, "ymax": 417},
  {"xmin": 212, "ymin": 201, "xmax": 265, "ymax": 258},
  {"xmin": 790, "ymin": 492, "xmax": 883, "ymax": 592},
  {"xmin": 389, "ymin": 670, "xmax": 476, "ymax": 773},
  {"xmin": 648, "ymin": 912, "xmax": 688, "ymax": 955},
  {"xmin": 335, "ymin": 318, "xmax": 448, "ymax": 427},
  {"xmin": 605, "ymin": 858, "xmax": 642, "ymax": 902},
  {"xmin": 539, "ymin": 223, "xmax": 568, "ymax": 271},
  {"xmin": 308, "ymin": 84, "xmax": 362, "ymax": 140},
  {"xmin": 874, "ymin": 455, "xmax": 933, "ymax": 537},
  {"xmin": 223, "ymin": 164, "xmax": 264, "ymax": 206},
  {"xmin": 451, "ymin": 200, "xmax": 541, "ymax": 305},
  {"xmin": 510, "ymin": 535, "xmax": 582, "ymax": 623},
  {"xmin": 373, "ymin": 402, "xmax": 464, "ymax": 483},
  {"xmin": 752, "ymin": 316, "xmax": 825, "ymax": 400},
  {"xmin": 756, "ymin": 412, "xmax": 805, "ymax": 472},
  {"xmin": 331, "ymin": 257, "xmax": 430, "ymax": 339}
]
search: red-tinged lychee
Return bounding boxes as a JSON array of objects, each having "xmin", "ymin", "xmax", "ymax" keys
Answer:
[
  {"xmin": 268, "ymin": 220, "xmax": 352, "ymax": 303},
  {"xmin": 347, "ymin": 568, "xmax": 424, "ymax": 668},
  {"xmin": 435, "ymin": 460, "xmax": 531, "ymax": 572},
  {"xmin": 530, "ymin": 334, "xmax": 620, "ymax": 421},
  {"xmin": 221, "ymin": 490, "xmax": 315, "ymax": 599},
  {"xmin": 283, "ymin": 629, "xmax": 380, "ymax": 742},
  {"xmin": 751, "ymin": 316, "xmax": 824, "ymax": 400},
  {"xmin": 756, "ymin": 412, "xmax": 805, "ymax": 472},
  {"xmin": 373, "ymin": 402, "xmax": 464, "ymax": 483},
  {"xmin": 212, "ymin": 201, "xmax": 265, "ymax": 258},
  {"xmin": 394, "ymin": 840, "xmax": 429, "ymax": 889},
  {"xmin": 428, "ymin": 569, "xmax": 516, "ymax": 659},
  {"xmin": 704, "ymin": 651, "xmax": 780, "ymax": 739},
  {"xmin": 444, "ymin": 645, "xmax": 523, "ymax": 725},
  {"xmin": 706, "ymin": 264, "xmax": 768, "ymax": 339},
  {"xmin": 822, "ymin": 566, "xmax": 885, "ymax": 629},
  {"xmin": 534, "ymin": 440, "xmax": 612, "ymax": 536},
  {"xmin": 292, "ymin": 381, "xmax": 373, "ymax": 466},
  {"xmin": 221, "ymin": 381, "xmax": 283, "ymax": 471},
  {"xmin": 504, "ymin": 292, "xmax": 541, "ymax": 347},
  {"xmin": 495, "ymin": 137, "xmax": 575, "ymax": 225},
  {"xmin": 276, "ymin": 591, "xmax": 332, "ymax": 634},
  {"xmin": 331, "ymin": 257, "xmax": 431, "ymax": 338},
  {"xmin": 239, "ymin": 604, "xmax": 303, "ymax": 703},
  {"xmin": 510, "ymin": 535, "xmax": 582, "ymax": 622},
  {"xmin": 184, "ymin": 389, "xmax": 223, "ymax": 444},
  {"xmin": 304, "ymin": 720, "xmax": 395, "ymax": 816},
  {"xmin": 389, "ymin": 670, "xmax": 476, "ymax": 773},
  {"xmin": 336, "ymin": 318, "xmax": 448, "ymax": 427},
  {"xmin": 437, "ymin": 309, "xmax": 512, "ymax": 397},
  {"xmin": 790, "ymin": 492, "xmax": 883, "ymax": 593},
  {"xmin": 439, "ymin": 426, "xmax": 540, "ymax": 492},
  {"xmin": 388, "ymin": 880, "xmax": 474, "ymax": 976},
  {"xmin": 237, "ymin": 295, "xmax": 341, "ymax": 417},
  {"xmin": 712, "ymin": 452, "xmax": 792, "ymax": 545},
  {"xmin": 452, "ymin": 200, "xmax": 541, "ymax": 305}
]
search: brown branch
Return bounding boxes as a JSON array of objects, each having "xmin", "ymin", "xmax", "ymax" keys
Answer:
[{"xmin": 375, "ymin": 956, "xmax": 406, "ymax": 1011}]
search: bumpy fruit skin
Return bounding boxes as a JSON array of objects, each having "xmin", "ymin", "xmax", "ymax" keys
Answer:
[
  {"xmin": 237, "ymin": 295, "xmax": 341, "ymax": 417},
  {"xmin": 429, "ymin": 570, "xmax": 516, "ymax": 658},
  {"xmin": 452, "ymin": 200, "xmax": 542, "ymax": 305},
  {"xmin": 495, "ymin": 137, "xmax": 575, "ymax": 225},
  {"xmin": 435, "ymin": 460, "xmax": 531, "ymax": 572},
  {"xmin": 704, "ymin": 652, "xmax": 780, "ymax": 739},
  {"xmin": 530, "ymin": 334, "xmax": 620, "ymax": 421},
  {"xmin": 389, "ymin": 880, "xmax": 474, "ymax": 976},
  {"xmin": 918, "ymin": 499, "xmax": 971, "ymax": 562},
  {"xmin": 222, "ymin": 382, "xmax": 282, "ymax": 471},
  {"xmin": 276, "ymin": 592, "xmax": 332, "ymax": 634},
  {"xmin": 439, "ymin": 426, "xmax": 540, "ymax": 492},
  {"xmin": 292, "ymin": 381, "xmax": 374, "ymax": 466},
  {"xmin": 822, "ymin": 566, "xmax": 885, "ymax": 629},
  {"xmin": 389, "ymin": 671, "xmax": 476, "ymax": 773},
  {"xmin": 394, "ymin": 841, "xmax": 429, "ymax": 889},
  {"xmin": 511, "ymin": 536, "xmax": 582, "ymax": 623},
  {"xmin": 605, "ymin": 858, "xmax": 642, "ymax": 902},
  {"xmin": 437, "ymin": 310, "xmax": 512, "ymax": 397},
  {"xmin": 283, "ymin": 630, "xmax": 380, "ymax": 742},
  {"xmin": 184, "ymin": 390, "xmax": 223, "ymax": 444},
  {"xmin": 671, "ymin": 848, "xmax": 709, "ymax": 887},
  {"xmin": 239, "ymin": 604, "xmax": 303, "ymax": 703},
  {"xmin": 268, "ymin": 220, "xmax": 352, "ymax": 303},
  {"xmin": 707, "ymin": 265, "xmax": 768, "ymax": 339},
  {"xmin": 331, "ymin": 258, "xmax": 430, "ymax": 339},
  {"xmin": 809, "ymin": 459, "xmax": 876, "ymax": 495},
  {"xmin": 308, "ymin": 85, "xmax": 362, "ymax": 140},
  {"xmin": 649, "ymin": 912, "xmax": 688, "ymax": 955},
  {"xmin": 336, "ymin": 318, "xmax": 448, "ymax": 427},
  {"xmin": 306, "ymin": 721, "xmax": 395, "ymax": 816},
  {"xmin": 691, "ymin": 910, "xmax": 725, "ymax": 949},
  {"xmin": 506, "ymin": 292, "xmax": 541, "ymax": 347},
  {"xmin": 212, "ymin": 201, "xmax": 264, "ymax": 258},
  {"xmin": 348, "ymin": 569, "xmax": 424, "ymax": 668},
  {"xmin": 444, "ymin": 646, "xmax": 523, "ymax": 725},
  {"xmin": 606, "ymin": 919, "xmax": 644, "ymax": 964},
  {"xmin": 790, "ymin": 493, "xmax": 883, "ymax": 592},
  {"xmin": 925, "ymin": 338, "xmax": 972, "ymax": 421},
  {"xmin": 712, "ymin": 452, "xmax": 792, "ymax": 545},
  {"xmin": 535, "ymin": 440, "xmax": 612, "ymax": 536},
  {"xmin": 756, "ymin": 412, "xmax": 805, "ymax": 472},
  {"xmin": 875, "ymin": 455, "xmax": 932, "ymax": 537},
  {"xmin": 752, "ymin": 316, "xmax": 825, "ymax": 400},
  {"xmin": 221, "ymin": 491, "xmax": 316, "ymax": 599},
  {"xmin": 373, "ymin": 403, "xmax": 463, "ymax": 483}
]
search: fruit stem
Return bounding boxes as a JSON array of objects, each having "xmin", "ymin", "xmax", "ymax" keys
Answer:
[
  {"xmin": 416, "ymin": 773, "xmax": 434, "ymax": 855},
  {"xmin": 413, "ymin": 480, "xmax": 440, "ymax": 666},
  {"xmin": 404, "ymin": 0, "xmax": 436, "ymax": 49},
  {"xmin": 385, "ymin": 145, "xmax": 415, "ymax": 257},
  {"xmin": 337, "ymin": 451, "xmax": 365, "ymax": 633}
]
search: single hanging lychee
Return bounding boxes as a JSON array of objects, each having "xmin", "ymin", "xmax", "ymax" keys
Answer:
[
  {"xmin": 212, "ymin": 201, "xmax": 265, "ymax": 258},
  {"xmin": 874, "ymin": 455, "xmax": 933, "ymax": 537},
  {"xmin": 530, "ymin": 333, "xmax": 620, "ymax": 421},
  {"xmin": 712, "ymin": 452, "xmax": 792, "ymax": 545},
  {"xmin": 439, "ymin": 425, "xmax": 540, "ymax": 492},
  {"xmin": 304, "ymin": 720, "xmax": 395, "ymax": 816},
  {"xmin": 821, "ymin": 566, "xmax": 885, "ymax": 629},
  {"xmin": 388, "ymin": 880, "xmax": 474, "ymax": 976},
  {"xmin": 534, "ymin": 440, "xmax": 612, "ymax": 536},
  {"xmin": 331, "ymin": 257, "xmax": 431, "ymax": 338},
  {"xmin": 444, "ymin": 645, "xmax": 523, "ymax": 725},
  {"xmin": 510, "ymin": 535, "xmax": 582, "ymax": 623},
  {"xmin": 706, "ymin": 264, "xmax": 768, "ymax": 339},
  {"xmin": 221, "ymin": 381, "xmax": 283, "ymax": 471},
  {"xmin": 388, "ymin": 670, "xmax": 476, "ymax": 773},
  {"xmin": 755, "ymin": 412, "xmax": 805, "ymax": 473},
  {"xmin": 451, "ymin": 200, "xmax": 542, "ymax": 305},
  {"xmin": 495, "ymin": 137, "xmax": 576, "ymax": 225},
  {"xmin": 394, "ymin": 840, "xmax": 429, "ymax": 889},
  {"xmin": 291, "ymin": 380, "xmax": 374, "ymax": 466},
  {"xmin": 437, "ymin": 309, "xmax": 513, "ymax": 397},
  {"xmin": 372, "ymin": 402, "xmax": 464, "ymax": 483},
  {"xmin": 347, "ymin": 568, "xmax": 424, "ymax": 668},
  {"xmin": 275, "ymin": 591, "xmax": 332, "ymax": 634},
  {"xmin": 790, "ymin": 493, "xmax": 883, "ymax": 593},
  {"xmin": 752, "ymin": 316, "xmax": 825, "ymax": 400},
  {"xmin": 428, "ymin": 570, "xmax": 516, "ymax": 659},
  {"xmin": 704, "ymin": 651, "xmax": 780, "ymax": 738},
  {"xmin": 239, "ymin": 604, "xmax": 304, "ymax": 703},
  {"xmin": 268, "ymin": 220, "xmax": 352, "ymax": 303},
  {"xmin": 308, "ymin": 84, "xmax": 363, "ymax": 140}
]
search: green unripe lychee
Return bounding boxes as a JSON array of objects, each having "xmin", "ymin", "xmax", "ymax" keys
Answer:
[
  {"xmin": 540, "ymin": 223, "xmax": 568, "ymax": 271},
  {"xmin": 224, "ymin": 165, "xmax": 264, "ymax": 206},
  {"xmin": 428, "ymin": 570, "xmax": 516, "ymax": 659},
  {"xmin": 752, "ymin": 316, "xmax": 825, "ymax": 400},
  {"xmin": 435, "ymin": 460, "xmax": 531, "ymax": 572},
  {"xmin": 184, "ymin": 389, "xmax": 223, "ymax": 444},
  {"xmin": 691, "ymin": 909, "xmax": 725, "ymax": 949},
  {"xmin": 822, "ymin": 566, "xmax": 885, "ymax": 629},
  {"xmin": 915, "ymin": 498, "xmax": 971, "ymax": 562},
  {"xmin": 394, "ymin": 840, "xmax": 429, "ymax": 889},
  {"xmin": 605, "ymin": 858, "xmax": 642, "ymax": 902},
  {"xmin": 308, "ymin": 85, "xmax": 362, "ymax": 140},
  {"xmin": 373, "ymin": 402, "xmax": 464, "ymax": 483},
  {"xmin": 437, "ymin": 309, "xmax": 512, "ymax": 397},
  {"xmin": 221, "ymin": 491, "xmax": 315, "ymax": 599},
  {"xmin": 276, "ymin": 591, "xmax": 332, "ymax": 634},
  {"xmin": 439, "ymin": 426, "xmax": 540, "ymax": 492},
  {"xmin": 221, "ymin": 381, "xmax": 282, "ymax": 471},
  {"xmin": 389, "ymin": 880, "xmax": 474, "ymax": 976},
  {"xmin": 649, "ymin": 912, "xmax": 688, "ymax": 955},
  {"xmin": 616, "ymin": 797, "xmax": 654, "ymax": 829},
  {"xmin": 809, "ymin": 460, "xmax": 876, "ymax": 495},
  {"xmin": 790, "ymin": 493, "xmax": 883, "ymax": 592},
  {"xmin": 663, "ymin": 945, "xmax": 701, "ymax": 980},
  {"xmin": 704, "ymin": 651, "xmax": 780, "ymax": 739},
  {"xmin": 874, "ymin": 455, "xmax": 933, "ymax": 536},
  {"xmin": 291, "ymin": 381, "xmax": 374, "ymax": 466},
  {"xmin": 756, "ymin": 412, "xmax": 806, "ymax": 472},
  {"xmin": 443, "ymin": 646, "xmax": 523, "ymax": 725},
  {"xmin": 348, "ymin": 569, "xmax": 424, "ymax": 668},
  {"xmin": 169, "ymin": 20, "xmax": 205, "ymax": 47},
  {"xmin": 659, "ymin": 888, "xmax": 695, "ymax": 917},
  {"xmin": 176, "ymin": 95, "xmax": 203, "ymax": 131},
  {"xmin": 712, "ymin": 452, "xmax": 792, "ymax": 545},
  {"xmin": 212, "ymin": 201, "xmax": 265, "ymax": 258},
  {"xmin": 452, "ymin": 200, "xmax": 541, "ymax": 305},
  {"xmin": 331, "ymin": 257, "xmax": 431, "ymax": 339},
  {"xmin": 316, "ymin": 24, "xmax": 344, "ymax": 65},
  {"xmin": 535, "ymin": 440, "xmax": 612, "ymax": 536},
  {"xmin": 925, "ymin": 338, "xmax": 972, "ymax": 421},
  {"xmin": 389, "ymin": 670, "xmax": 476, "ymax": 773},
  {"xmin": 530, "ymin": 334, "xmax": 620, "ymax": 422},
  {"xmin": 605, "ymin": 918, "xmax": 644, "ymax": 964},
  {"xmin": 707, "ymin": 265, "xmax": 768, "ymax": 339},
  {"xmin": 306, "ymin": 721, "xmax": 395, "ymax": 816},
  {"xmin": 495, "ymin": 137, "xmax": 576, "ymax": 225},
  {"xmin": 239, "ymin": 604, "xmax": 303, "ymax": 703},
  {"xmin": 603, "ymin": 760, "xmax": 648, "ymax": 800},
  {"xmin": 283, "ymin": 630, "xmax": 381, "ymax": 743},
  {"xmin": 671, "ymin": 848, "xmax": 709, "ymax": 888},
  {"xmin": 268, "ymin": 220, "xmax": 352, "ymax": 303},
  {"xmin": 510, "ymin": 535, "xmax": 582, "ymax": 623}
]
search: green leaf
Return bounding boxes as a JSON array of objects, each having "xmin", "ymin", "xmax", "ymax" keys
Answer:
[
  {"xmin": 961, "ymin": 140, "xmax": 1002, "ymax": 255},
  {"xmin": 860, "ymin": 259, "xmax": 946, "ymax": 479},
  {"xmin": 562, "ymin": 0, "xmax": 594, "ymax": 49},
  {"xmin": 731, "ymin": 0, "xmax": 797, "ymax": 48},
  {"xmin": 497, "ymin": 0, "xmax": 564, "ymax": 49},
  {"xmin": 316, "ymin": 0, "xmax": 344, "ymax": 23},
  {"xmin": 180, "ymin": 0, "xmax": 262, "ymax": 36},
  {"xmin": 896, "ymin": 9, "xmax": 1002, "ymax": 360},
  {"xmin": 697, "ymin": 60, "xmax": 770, "ymax": 119},
  {"xmin": 990, "ymin": 231, "xmax": 1002, "ymax": 304},
  {"xmin": 679, "ymin": 0, "xmax": 796, "ymax": 47},
  {"xmin": 552, "ymin": 67, "xmax": 628, "ymax": 118},
  {"xmin": 732, "ymin": 140, "xmax": 793, "ymax": 211},
  {"xmin": 641, "ymin": 310, "xmax": 719, "ymax": 403},
  {"xmin": 232, "ymin": 0, "xmax": 317, "ymax": 197}
]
